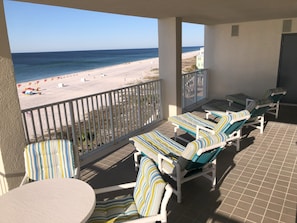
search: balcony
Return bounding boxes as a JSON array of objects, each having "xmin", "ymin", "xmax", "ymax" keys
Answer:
[
  {"xmin": 80, "ymin": 104, "xmax": 297, "ymax": 223},
  {"xmin": 19, "ymin": 70, "xmax": 297, "ymax": 222}
]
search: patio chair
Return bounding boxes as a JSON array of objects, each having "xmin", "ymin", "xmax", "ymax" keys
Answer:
[
  {"xmin": 20, "ymin": 139, "xmax": 80, "ymax": 186},
  {"xmin": 168, "ymin": 110, "xmax": 250, "ymax": 151},
  {"xmin": 226, "ymin": 87, "xmax": 287, "ymax": 118},
  {"xmin": 203, "ymin": 98, "xmax": 273, "ymax": 134},
  {"xmin": 87, "ymin": 156, "xmax": 173, "ymax": 223},
  {"xmin": 130, "ymin": 131, "xmax": 227, "ymax": 203}
]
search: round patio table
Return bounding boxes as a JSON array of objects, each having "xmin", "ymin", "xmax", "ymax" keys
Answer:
[{"xmin": 0, "ymin": 178, "xmax": 95, "ymax": 223}]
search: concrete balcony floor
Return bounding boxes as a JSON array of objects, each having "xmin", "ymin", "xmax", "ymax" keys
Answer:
[{"xmin": 81, "ymin": 104, "xmax": 297, "ymax": 223}]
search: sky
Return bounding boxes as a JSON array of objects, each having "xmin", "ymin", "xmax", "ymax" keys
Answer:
[{"xmin": 3, "ymin": 0, "xmax": 204, "ymax": 53}]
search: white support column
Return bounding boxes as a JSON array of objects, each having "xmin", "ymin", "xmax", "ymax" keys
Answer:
[
  {"xmin": 0, "ymin": 1, "xmax": 26, "ymax": 195},
  {"xmin": 158, "ymin": 17, "xmax": 182, "ymax": 119}
]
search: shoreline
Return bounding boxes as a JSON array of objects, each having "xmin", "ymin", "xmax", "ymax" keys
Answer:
[{"xmin": 18, "ymin": 51, "xmax": 198, "ymax": 109}]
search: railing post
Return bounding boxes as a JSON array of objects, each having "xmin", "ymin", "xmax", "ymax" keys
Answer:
[
  {"xmin": 159, "ymin": 79, "xmax": 163, "ymax": 120},
  {"xmin": 194, "ymin": 71, "xmax": 198, "ymax": 104},
  {"xmin": 136, "ymin": 85, "xmax": 142, "ymax": 128},
  {"xmin": 69, "ymin": 101, "xmax": 77, "ymax": 147},
  {"xmin": 203, "ymin": 69, "xmax": 208, "ymax": 99},
  {"xmin": 108, "ymin": 92, "xmax": 115, "ymax": 142},
  {"xmin": 181, "ymin": 76, "xmax": 185, "ymax": 108}
]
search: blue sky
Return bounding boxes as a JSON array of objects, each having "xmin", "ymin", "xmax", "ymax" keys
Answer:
[{"xmin": 4, "ymin": 0, "xmax": 204, "ymax": 53}]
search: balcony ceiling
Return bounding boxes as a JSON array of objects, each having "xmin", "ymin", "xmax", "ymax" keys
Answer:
[{"xmin": 14, "ymin": 0, "xmax": 297, "ymax": 24}]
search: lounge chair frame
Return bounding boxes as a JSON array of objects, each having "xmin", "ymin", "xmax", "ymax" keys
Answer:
[{"xmin": 131, "ymin": 131, "xmax": 227, "ymax": 203}]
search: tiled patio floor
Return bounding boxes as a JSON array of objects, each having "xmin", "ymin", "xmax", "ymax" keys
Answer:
[{"xmin": 81, "ymin": 104, "xmax": 297, "ymax": 223}]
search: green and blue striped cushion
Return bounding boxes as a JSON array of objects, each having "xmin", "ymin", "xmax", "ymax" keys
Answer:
[
  {"xmin": 168, "ymin": 112, "xmax": 216, "ymax": 137},
  {"xmin": 24, "ymin": 139, "xmax": 76, "ymax": 181},
  {"xmin": 133, "ymin": 156, "xmax": 166, "ymax": 217},
  {"xmin": 179, "ymin": 132, "xmax": 227, "ymax": 171},
  {"xmin": 213, "ymin": 110, "xmax": 250, "ymax": 135},
  {"xmin": 168, "ymin": 110, "xmax": 250, "ymax": 137},
  {"xmin": 131, "ymin": 130, "xmax": 184, "ymax": 167},
  {"xmin": 130, "ymin": 131, "xmax": 227, "ymax": 173},
  {"xmin": 87, "ymin": 195, "xmax": 139, "ymax": 223},
  {"xmin": 87, "ymin": 157, "xmax": 165, "ymax": 222}
]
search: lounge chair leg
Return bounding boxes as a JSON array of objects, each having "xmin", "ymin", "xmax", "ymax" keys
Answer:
[
  {"xmin": 236, "ymin": 139, "xmax": 240, "ymax": 151},
  {"xmin": 212, "ymin": 160, "xmax": 217, "ymax": 187},
  {"xmin": 275, "ymin": 102, "xmax": 280, "ymax": 119},
  {"xmin": 134, "ymin": 151, "xmax": 142, "ymax": 171},
  {"xmin": 173, "ymin": 126, "xmax": 178, "ymax": 141},
  {"xmin": 260, "ymin": 115, "xmax": 264, "ymax": 134},
  {"xmin": 176, "ymin": 165, "xmax": 182, "ymax": 203}
]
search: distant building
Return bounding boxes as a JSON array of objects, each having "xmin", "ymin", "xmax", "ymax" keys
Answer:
[{"xmin": 196, "ymin": 47, "xmax": 204, "ymax": 69}]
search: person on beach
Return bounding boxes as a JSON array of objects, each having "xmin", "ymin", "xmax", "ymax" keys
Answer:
[{"xmin": 22, "ymin": 87, "xmax": 41, "ymax": 95}]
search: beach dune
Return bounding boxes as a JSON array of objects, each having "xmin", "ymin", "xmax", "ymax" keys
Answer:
[{"xmin": 17, "ymin": 51, "xmax": 198, "ymax": 109}]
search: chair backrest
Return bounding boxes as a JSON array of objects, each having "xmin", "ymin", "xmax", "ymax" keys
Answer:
[
  {"xmin": 213, "ymin": 110, "xmax": 250, "ymax": 135},
  {"xmin": 178, "ymin": 132, "xmax": 227, "ymax": 171},
  {"xmin": 246, "ymin": 99, "xmax": 273, "ymax": 118},
  {"xmin": 133, "ymin": 156, "xmax": 166, "ymax": 217},
  {"xmin": 262, "ymin": 87, "xmax": 287, "ymax": 103},
  {"xmin": 23, "ymin": 139, "xmax": 77, "ymax": 181}
]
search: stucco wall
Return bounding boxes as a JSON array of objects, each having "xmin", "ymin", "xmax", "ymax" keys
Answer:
[
  {"xmin": 205, "ymin": 18, "xmax": 297, "ymax": 99},
  {"xmin": 0, "ymin": 1, "xmax": 26, "ymax": 195}
]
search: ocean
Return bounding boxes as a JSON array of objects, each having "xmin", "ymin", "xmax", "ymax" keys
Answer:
[{"xmin": 12, "ymin": 46, "xmax": 201, "ymax": 83}]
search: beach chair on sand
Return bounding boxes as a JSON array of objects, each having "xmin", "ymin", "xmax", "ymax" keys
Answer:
[
  {"xmin": 203, "ymin": 99, "xmax": 273, "ymax": 134},
  {"xmin": 130, "ymin": 131, "xmax": 227, "ymax": 203},
  {"xmin": 168, "ymin": 110, "xmax": 250, "ymax": 151},
  {"xmin": 226, "ymin": 87, "xmax": 286, "ymax": 119}
]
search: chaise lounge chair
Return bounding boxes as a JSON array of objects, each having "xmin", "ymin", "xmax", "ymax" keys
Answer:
[
  {"xmin": 202, "ymin": 98, "xmax": 273, "ymax": 134},
  {"xmin": 168, "ymin": 110, "xmax": 250, "ymax": 151},
  {"xmin": 130, "ymin": 131, "xmax": 227, "ymax": 203},
  {"xmin": 226, "ymin": 87, "xmax": 286, "ymax": 118},
  {"xmin": 87, "ymin": 156, "xmax": 173, "ymax": 223}
]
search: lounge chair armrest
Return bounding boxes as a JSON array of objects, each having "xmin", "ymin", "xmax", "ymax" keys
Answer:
[
  {"xmin": 157, "ymin": 153, "xmax": 175, "ymax": 174},
  {"xmin": 196, "ymin": 125, "xmax": 215, "ymax": 138},
  {"xmin": 93, "ymin": 182, "xmax": 136, "ymax": 194},
  {"xmin": 225, "ymin": 110, "xmax": 235, "ymax": 114},
  {"xmin": 246, "ymin": 98, "xmax": 255, "ymax": 107}
]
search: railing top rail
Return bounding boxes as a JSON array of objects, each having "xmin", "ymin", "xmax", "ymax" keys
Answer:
[{"xmin": 182, "ymin": 69, "xmax": 208, "ymax": 77}]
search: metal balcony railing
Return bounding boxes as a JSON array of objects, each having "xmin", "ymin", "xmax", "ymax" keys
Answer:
[
  {"xmin": 20, "ymin": 70, "xmax": 207, "ymax": 165},
  {"xmin": 21, "ymin": 79, "xmax": 162, "ymax": 162},
  {"xmin": 182, "ymin": 69, "xmax": 208, "ymax": 110}
]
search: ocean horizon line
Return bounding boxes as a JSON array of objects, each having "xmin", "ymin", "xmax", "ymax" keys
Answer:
[{"xmin": 12, "ymin": 45, "xmax": 202, "ymax": 54}]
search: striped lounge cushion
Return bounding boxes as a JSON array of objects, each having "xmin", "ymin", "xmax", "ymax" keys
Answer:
[
  {"xmin": 131, "ymin": 131, "xmax": 227, "ymax": 174},
  {"xmin": 133, "ymin": 156, "xmax": 166, "ymax": 217},
  {"xmin": 130, "ymin": 130, "xmax": 185, "ymax": 172},
  {"xmin": 24, "ymin": 139, "xmax": 76, "ymax": 181},
  {"xmin": 212, "ymin": 110, "xmax": 250, "ymax": 135},
  {"xmin": 87, "ymin": 157, "xmax": 165, "ymax": 222},
  {"xmin": 168, "ymin": 112, "xmax": 216, "ymax": 136},
  {"xmin": 168, "ymin": 110, "xmax": 250, "ymax": 137},
  {"xmin": 179, "ymin": 132, "xmax": 227, "ymax": 171},
  {"xmin": 87, "ymin": 195, "xmax": 139, "ymax": 223}
]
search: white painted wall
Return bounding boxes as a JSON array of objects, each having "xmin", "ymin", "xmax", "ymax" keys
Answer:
[
  {"xmin": 205, "ymin": 18, "xmax": 297, "ymax": 99},
  {"xmin": 158, "ymin": 17, "xmax": 182, "ymax": 118}
]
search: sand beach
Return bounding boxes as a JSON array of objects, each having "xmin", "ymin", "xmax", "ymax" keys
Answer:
[{"xmin": 17, "ymin": 51, "xmax": 198, "ymax": 109}]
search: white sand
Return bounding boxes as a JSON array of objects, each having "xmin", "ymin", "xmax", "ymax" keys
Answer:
[{"xmin": 17, "ymin": 51, "xmax": 198, "ymax": 109}]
